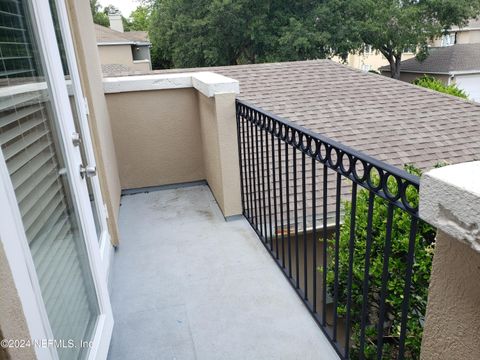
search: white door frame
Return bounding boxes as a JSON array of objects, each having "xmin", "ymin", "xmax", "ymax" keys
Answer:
[
  {"xmin": 52, "ymin": 0, "xmax": 114, "ymax": 278},
  {"xmin": 0, "ymin": 0, "xmax": 113, "ymax": 359}
]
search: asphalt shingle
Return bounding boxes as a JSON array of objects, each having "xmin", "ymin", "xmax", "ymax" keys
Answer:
[{"xmin": 379, "ymin": 44, "xmax": 480, "ymax": 74}]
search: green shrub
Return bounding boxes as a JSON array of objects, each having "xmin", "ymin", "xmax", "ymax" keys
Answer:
[
  {"xmin": 413, "ymin": 75, "xmax": 468, "ymax": 99},
  {"xmin": 326, "ymin": 165, "xmax": 436, "ymax": 359}
]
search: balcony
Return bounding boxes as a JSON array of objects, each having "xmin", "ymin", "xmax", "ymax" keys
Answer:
[
  {"xmin": 101, "ymin": 65, "xmax": 480, "ymax": 360},
  {"xmin": 107, "ymin": 184, "xmax": 339, "ymax": 359}
]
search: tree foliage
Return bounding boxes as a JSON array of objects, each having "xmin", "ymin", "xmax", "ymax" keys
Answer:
[
  {"xmin": 316, "ymin": 0, "xmax": 480, "ymax": 78},
  {"xmin": 127, "ymin": 6, "xmax": 151, "ymax": 31},
  {"xmin": 149, "ymin": 0, "xmax": 326, "ymax": 69},
  {"xmin": 413, "ymin": 75, "xmax": 468, "ymax": 99},
  {"xmin": 90, "ymin": 0, "xmax": 109, "ymax": 27},
  {"xmin": 148, "ymin": 0, "xmax": 480, "ymax": 71},
  {"xmin": 326, "ymin": 165, "xmax": 436, "ymax": 358}
]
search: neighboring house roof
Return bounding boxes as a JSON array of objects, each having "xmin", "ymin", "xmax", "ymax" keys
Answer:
[
  {"xmin": 153, "ymin": 60, "xmax": 480, "ymax": 172},
  {"xmin": 95, "ymin": 24, "xmax": 150, "ymax": 46},
  {"xmin": 379, "ymin": 44, "xmax": 480, "ymax": 74}
]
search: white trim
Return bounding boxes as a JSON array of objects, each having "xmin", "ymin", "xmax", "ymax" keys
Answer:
[
  {"xmin": 132, "ymin": 59, "xmax": 150, "ymax": 64},
  {"xmin": 97, "ymin": 41, "xmax": 151, "ymax": 46},
  {"xmin": 103, "ymin": 71, "xmax": 240, "ymax": 98},
  {"xmin": 449, "ymin": 27, "xmax": 480, "ymax": 33},
  {"xmin": 450, "ymin": 70, "xmax": 480, "ymax": 76},
  {"xmin": 52, "ymin": 0, "xmax": 113, "ymax": 358},
  {"xmin": 0, "ymin": 153, "xmax": 55, "ymax": 360},
  {"xmin": 54, "ymin": 0, "xmax": 110, "ymax": 250},
  {"xmin": 381, "ymin": 69, "xmax": 480, "ymax": 76}
]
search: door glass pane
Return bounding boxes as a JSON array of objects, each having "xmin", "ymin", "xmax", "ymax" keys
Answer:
[
  {"xmin": 49, "ymin": 0, "xmax": 102, "ymax": 239},
  {"xmin": 0, "ymin": 1, "xmax": 99, "ymax": 359}
]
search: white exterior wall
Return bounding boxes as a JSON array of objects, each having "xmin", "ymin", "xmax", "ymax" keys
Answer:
[{"xmin": 454, "ymin": 74, "xmax": 480, "ymax": 102}]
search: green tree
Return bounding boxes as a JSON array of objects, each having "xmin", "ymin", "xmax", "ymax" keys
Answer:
[
  {"xmin": 90, "ymin": 0, "xmax": 109, "ymax": 27},
  {"xmin": 326, "ymin": 165, "xmax": 437, "ymax": 358},
  {"xmin": 316, "ymin": 0, "xmax": 480, "ymax": 79},
  {"xmin": 413, "ymin": 75, "xmax": 468, "ymax": 99},
  {"xmin": 128, "ymin": 6, "xmax": 151, "ymax": 31},
  {"xmin": 149, "ymin": 0, "xmax": 326, "ymax": 69}
]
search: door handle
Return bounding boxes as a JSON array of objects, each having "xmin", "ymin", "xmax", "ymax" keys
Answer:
[{"xmin": 80, "ymin": 165, "xmax": 97, "ymax": 179}]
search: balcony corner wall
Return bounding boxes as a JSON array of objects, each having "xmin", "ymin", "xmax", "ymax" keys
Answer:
[
  {"xmin": 103, "ymin": 72, "xmax": 241, "ymax": 218},
  {"xmin": 198, "ymin": 91, "xmax": 242, "ymax": 218}
]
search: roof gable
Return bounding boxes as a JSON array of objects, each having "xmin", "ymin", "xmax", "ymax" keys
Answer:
[
  {"xmin": 380, "ymin": 44, "xmax": 480, "ymax": 74},
  {"xmin": 95, "ymin": 24, "xmax": 150, "ymax": 45}
]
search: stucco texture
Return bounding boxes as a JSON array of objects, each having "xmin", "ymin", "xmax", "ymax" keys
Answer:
[
  {"xmin": 421, "ymin": 230, "xmax": 480, "ymax": 359},
  {"xmin": 197, "ymin": 92, "xmax": 242, "ymax": 216},
  {"xmin": 106, "ymin": 88, "xmax": 242, "ymax": 217},
  {"xmin": 106, "ymin": 88, "xmax": 205, "ymax": 189}
]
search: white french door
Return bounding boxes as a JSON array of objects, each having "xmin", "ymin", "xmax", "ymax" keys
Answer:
[
  {"xmin": 0, "ymin": 0, "xmax": 112, "ymax": 359},
  {"xmin": 48, "ymin": 0, "xmax": 113, "ymax": 277}
]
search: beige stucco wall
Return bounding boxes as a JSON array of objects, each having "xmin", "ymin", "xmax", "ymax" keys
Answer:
[
  {"xmin": 197, "ymin": 92, "xmax": 242, "ymax": 217},
  {"xmin": 0, "ymin": 241, "xmax": 35, "ymax": 360},
  {"xmin": 105, "ymin": 88, "xmax": 205, "ymax": 189},
  {"xmin": 66, "ymin": 0, "xmax": 122, "ymax": 245},
  {"xmin": 333, "ymin": 51, "xmax": 415, "ymax": 72},
  {"xmin": 421, "ymin": 230, "xmax": 480, "ymax": 360},
  {"xmin": 97, "ymin": 45, "xmax": 150, "ymax": 72},
  {"xmin": 105, "ymin": 86, "xmax": 242, "ymax": 217},
  {"xmin": 456, "ymin": 30, "xmax": 480, "ymax": 44}
]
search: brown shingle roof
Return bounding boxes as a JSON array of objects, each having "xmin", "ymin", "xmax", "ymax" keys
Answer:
[
  {"xmin": 379, "ymin": 44, "xmax": 480, "ymax": 74},
  {"xmin": 95, "ymin": 24, "xmax": 150, "ymax": 45},
  {"xmin": 155, "ymin": 60, "xmax": 480, "ymax": 172}
]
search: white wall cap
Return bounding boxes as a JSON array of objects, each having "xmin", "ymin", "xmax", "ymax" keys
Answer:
[
  {"xmin": 191, "ymin": 72, "xmax": 240, "ymax": 97},
  {"xmin": 420, "ymin": 161, "xmax": 480, "ymax": 252},
  {"xmin": 103, "ymin": 72, "xmax": 239, "ymax": 97},
  {"xmin": 103, "ymin": 73, "xmax": 193, "ymax": 93}
]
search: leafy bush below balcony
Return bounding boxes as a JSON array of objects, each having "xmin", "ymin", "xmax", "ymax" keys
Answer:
[{"xmin": 325, "ymin": 165, "xmax": 436, "ymax": 359}]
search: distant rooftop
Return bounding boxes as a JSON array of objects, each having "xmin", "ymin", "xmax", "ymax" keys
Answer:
[
  {"xmin": 379, "ymin": 44, "xmax": 480, "ymax": 75},
  {"xmin": 95, "ymin": 24, "xmax": 150, "ymax": 45}
]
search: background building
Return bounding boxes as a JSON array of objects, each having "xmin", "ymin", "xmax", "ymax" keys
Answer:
[{"xmin": 95, "ymin": 13, "xmax": 152, "ymax": 74}]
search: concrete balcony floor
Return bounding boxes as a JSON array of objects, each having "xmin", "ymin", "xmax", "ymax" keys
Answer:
[{"xmin": 107, "ymin": 184, "xmax": 339, "ymax": 360}]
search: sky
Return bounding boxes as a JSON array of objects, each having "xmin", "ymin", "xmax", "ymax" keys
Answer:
[{"xmin": 98, "ymin": 0, "xmax": 140, "ymax": 17}]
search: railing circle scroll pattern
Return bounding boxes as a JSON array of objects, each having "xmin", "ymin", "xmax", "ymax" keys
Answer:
[{"xmin": 236, "ymin": 100, "xmax": 420, "ymax": 216}]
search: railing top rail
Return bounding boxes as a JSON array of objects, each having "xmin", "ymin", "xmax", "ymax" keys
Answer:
[{"xmin": 236, "ymin": 99, "xmax": 420, "ymax": 186}]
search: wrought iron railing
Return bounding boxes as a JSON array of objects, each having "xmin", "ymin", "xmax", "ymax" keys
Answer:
[{"xmin": 236, "ymin": 99, "xmax": 434, "ymax": 359}]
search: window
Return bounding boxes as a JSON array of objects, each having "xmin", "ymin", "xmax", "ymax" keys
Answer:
[
  {"xmin": 131, "ymin": 44, "xmax": 150, "ymax": 62},
  {"xmin": 441, "ymin": 33, "xmax": 455, "ymax": 47},
  {"xmin": 363, "ymin": 44, "xmax": 373, "ymax": 55},
  {"xmin": 361, "ymin": 63, "xmax": 372, "ymax": 72}
]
